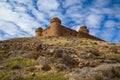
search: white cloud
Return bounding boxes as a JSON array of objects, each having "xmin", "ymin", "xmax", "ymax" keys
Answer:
[
  {"xmin": 104, "ymin": 20, "xmax": 118, "ymax": 28},
  {"xmin": 90, "ymin": 7, "xmax": 113, "ymax": 15},
  {"xmin": 37, "ymin": 0, "xmax": 59, "ymax": 11},
  {"xmin": 104, "ymin": 20, "xmax": 120, "ymax": 29},
  {"xmin": 0, "ymin": 7, "xmax": 19, "ymax": 21},
  {"xmin": 0, "ymin": 2, "xmax": 12, "ymax": 9},
  {"xmin": 100, "ymin": 28, "xmax": 115, "ymax": 41},
  {"xmin": 89, "ymin": 29, "xmax": 101, "ymax": 36},
  {"xmin": 0, "ymin": 20, "xmax": 29, "ymax": 38},
  {"xmin": 113, "ymin": 32, "xmax": 120, "ymax": 43},
  {"xmin": 64, "ymin": 0, "xmax": 83, "ymax": 8},
  {"xmin": 92, "ymin": 0, "xmax": 111, "ymax": 8},
  {"xmin": 71, "ymin": 25, "xmax": 81, "ymax": 31},
  {"xmin": 85, "ymin": 14, "xmax": 104, "ymax": 28},
  {"xmin": 16, "ymin": 13, "xmax": 40, "ymax": 35}
]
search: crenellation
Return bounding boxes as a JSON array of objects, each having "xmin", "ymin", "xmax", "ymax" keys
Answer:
[{"xmin": 79, "ymin": 26, "xmax": 89, "ymax": 34}]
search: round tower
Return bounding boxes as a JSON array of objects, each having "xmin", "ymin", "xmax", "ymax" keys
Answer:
[
  {"xmin": 78, "ymin": 26, "xmax": 89, "ymax": 34},
  {"xmin": 50, "ymin": 17, "xmax": 61, "ymax": 36},
  {"xmin": 35, "ymin": 27, "xmax": 43, "ymax": 37}
]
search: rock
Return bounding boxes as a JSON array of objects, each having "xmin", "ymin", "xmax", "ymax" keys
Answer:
[
  {"xmin": 78, "ymin": 62, "xmax": 85, "ymax": 68},
  {"xmin": 0, "ymin": 66, "xmax": 6, "ymax": 70},
  {"xmin": 86, "ymin": 53, "xmax": 97, "ymax": 58},
  {"xmin": 35, "ymin": 56, "xmax": 50, "ymax": 65},
  {"xmin": 89, "ymin": 61, "xmax": 97, "ymax": 67},
  {"xmin": 90, "ymin": 64, "xmax": 120, "ymax": 80},
  {"xmin": 55, "ymin": 64, "xmax": 67, "ymax": 71}
]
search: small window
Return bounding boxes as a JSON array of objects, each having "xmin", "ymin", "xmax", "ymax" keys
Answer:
[
  {"xmin": 70, "ymin": 33, "xmax": 72, "ymax": 35},
  {"xmin": 46, "ymin": 32, "xmax": 47, "ymax": 34}
]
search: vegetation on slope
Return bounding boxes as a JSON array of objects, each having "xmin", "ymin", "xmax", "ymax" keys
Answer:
[{"xmin": 0, "ymin": 36, "xmax": 120, "ymax": 80}]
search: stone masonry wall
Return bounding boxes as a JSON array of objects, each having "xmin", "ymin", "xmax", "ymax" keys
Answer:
[
  {"xmin": 60, "ymin": 26, "xmax": 78, "ymax": 36},
  {"xmin": 36, "ymin": 25, "xmax": 103, "ymax": 41},
  {"xmin": 42, "ymin": 27, "xmax": 51, "ymax": 36}
]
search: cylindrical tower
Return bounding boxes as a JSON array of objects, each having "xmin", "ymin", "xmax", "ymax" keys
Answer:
[
  {"xmin": 35, "ymin": 27, "xmax": 43, "ymax": 37},
  {"xmin": 50, "ymin": 17, "xmax": 61, "ymax": 36},
  {"xmin": 78, "ymin": 26, "xmax": 89, "ymax": 34}
]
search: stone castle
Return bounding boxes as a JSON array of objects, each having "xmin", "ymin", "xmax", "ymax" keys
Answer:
[{"xmin": 35, "ymin": 17, "xmax": 103, "ymax": 41}]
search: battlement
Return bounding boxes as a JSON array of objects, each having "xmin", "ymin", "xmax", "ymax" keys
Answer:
[
  {"xmin": 35, "ymin": 17, "xmax": 103, "ymax": 41},
  {"xmin": 50, "ymin": 17, "xmax": 61, "ymax": 24}
]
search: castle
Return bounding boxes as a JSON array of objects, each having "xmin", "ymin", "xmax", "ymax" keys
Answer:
[{"xmin": 35, "ymin": 17, "xmax": 103, "ymax": 41}]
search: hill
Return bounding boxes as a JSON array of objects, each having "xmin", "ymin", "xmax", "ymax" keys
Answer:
[{"xmin": 0, "ymin": 36, "xmax": 120, "ymax": 80}]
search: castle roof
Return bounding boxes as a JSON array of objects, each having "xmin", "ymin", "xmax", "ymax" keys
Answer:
[
  {"xmin": 35, "ymin": 27, "xmax": 43, "ymax": 32},
  {"xmin": 50, "ymin": 17, "xmax": 61, "ymax": 24}
]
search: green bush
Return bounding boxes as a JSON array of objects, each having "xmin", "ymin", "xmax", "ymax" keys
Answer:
[
  {"xmin": 102, "ymin": 52, "xmax": 120, "ymax": 62},
  {"xmin": 3, "ymin": 57, "xmax": 35, "ymax": 68},
  {"xmin": 0, "ymin": 70, "xmax": 11, "ymax": 80},
  {"xmin": 54, "ymin": 49, "xmax": 63, "ymax": 58},
  {"xmin": 41, "ymin": 64, "xmax": 51, "ymax": 71},
  {"xmin": 24, "ymin": 72, "xmax": 68, "ymax": 80}
]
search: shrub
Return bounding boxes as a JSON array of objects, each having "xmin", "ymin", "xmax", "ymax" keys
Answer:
[
  {"xmin": 24, "ymin": 72, "xmax": 68, "ymax": 80},
  {"xmin": 3, "ymin": 57, "xmax": 35, "ymax": 68},
  {"xmin": 53, "ymin": 49, "xmax": 63, "ymax": 58},
  {"xmin": 11, "ymin": 65, "xmax": 21, "ymax": 70},
  {"xmin": 0, "ymin": 70, "xmax": 11, "ymax": 80},
  {"xmin": 62, "ymin": 54, "xmax": 78, "ymax": 67},
  {"xmin": 13, "ymin": 76, "xmax": 24, "ymax": 80},
  {"xmin": 41, "ymin": 64, "xmax": 51, "ymax": 71},
  {"xmin": 102, "ymin": 52, "xmax": 120, "ymax": 62},
  {"xmin": 55, "ymin": 64, "xmax": 67, "ymax": 72},
  {"xmin": 112, "ymin": 66, "xmax": 120, "ymax": 78}
]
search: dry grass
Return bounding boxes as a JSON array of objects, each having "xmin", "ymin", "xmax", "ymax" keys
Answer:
[{"xmin": 2, "ymin": 57, "xmax": 35, "ymax": 68}]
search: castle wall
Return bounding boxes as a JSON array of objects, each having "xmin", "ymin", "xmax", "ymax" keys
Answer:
[
  {"xmin": 60, "ymin": 26, "xmax": 78, "ymax": 36},
  {"xmin": 78, "ymin": 31, "xmax": 103, "ymax": 41},
  {"xmin": 41, "ymin": 25, "xmax": 78, "ymax": 37},
  {"xmin": 39, "ymin": 25, "xmax": 102, "ymax": 41},
  {"xmin": 42, "ymin": 27, "xmax": 51, "ymax": 36}
]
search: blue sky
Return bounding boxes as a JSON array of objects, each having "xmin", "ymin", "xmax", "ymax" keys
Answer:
[{"xmin": 0, "ymin": 0, "xmax": 120, "ymax": 43}]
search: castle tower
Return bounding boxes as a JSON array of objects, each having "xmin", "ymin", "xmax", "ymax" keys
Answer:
[
  {"xmin": 78, "ymin": 26, "xmax": 89, "ymax": 34},
  {"xmin": 35, "ymin": 27, "xmax": 43, "ymax": 37},
  {"xmin": 50, "ymin": 17, "xmax": 61, "ymax": 36}
]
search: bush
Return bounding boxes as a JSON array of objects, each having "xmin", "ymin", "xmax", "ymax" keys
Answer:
[
  {"xmin": 41, "ymin": 64, "xmax": 51, "ymax": 71},
  {"xmin": 11, "ymin": 65, "xmax": 21, "ymax": 70},
  {"xmin": 3, "ymin": 57, "xmax": 35, "ymax": 68},
  {"xmin": 24, "ymin": 72, "xmax": 68, "ymax": 80},
  {"xmin": 53, "ymin": 49, "xmax": 63, "ymax": 58},
  {"xmin": 62, "ymin": 54, "xmax": 78, "ymax": 67},
  {"xmin": 55, "ymin": 64, "xmax": 67, "ymax": 72},
  {"xmin": 112, "ymin": 66, "xmax": 120, "ymax": 78},
  {"xmin": 0, "ymin": 70, "xmax": 11, "ymax": 80},
  {"xmin": 102, "ymin": 52, "xmax": 120, "ymax": 62},
  {"xmin": 13, "ymin": 76, "xmax": 24, "ymax": 80}
]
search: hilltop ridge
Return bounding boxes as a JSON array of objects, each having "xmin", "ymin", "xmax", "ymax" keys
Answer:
[{"xmin": 0, "ymin": 36, "xmax": 120, "ymax": 80}]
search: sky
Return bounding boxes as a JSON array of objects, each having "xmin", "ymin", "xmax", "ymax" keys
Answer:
[{"xmin": 0, "ymin": 0, "xmax": 120, "ymax": 43}]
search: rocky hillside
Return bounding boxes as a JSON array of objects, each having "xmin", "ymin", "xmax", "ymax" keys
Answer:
[{"xmin": 0, "ymin": 36, "xmax": 120, "ymax": 80}]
